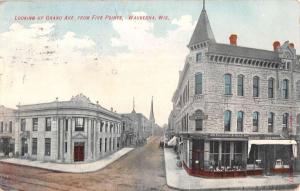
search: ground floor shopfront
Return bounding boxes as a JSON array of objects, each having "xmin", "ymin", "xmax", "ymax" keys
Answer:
[
  {"xmin": 0, "ymin": 137, "xmax": 14, "ymax": 157},
  {"xmin": 179, "ymin": 135, "xmax": 297, "ymax": 177}
]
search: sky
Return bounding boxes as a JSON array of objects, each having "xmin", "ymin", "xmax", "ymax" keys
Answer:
[{"xmin": 0, "ymin": 0, "xmax": 299, "ymax": 126}]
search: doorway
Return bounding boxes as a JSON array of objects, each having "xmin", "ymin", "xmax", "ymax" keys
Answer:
[
  {"xmin": 192, "ymin": 139, "xmax": 204, "ymax": 173},
  {"xmin": 21, "ymin": 138, "xmax": 28, "ymax": 156},
  {"xmin": 74, "ymin": 142, "xmax": 84, "ymax": 162}
]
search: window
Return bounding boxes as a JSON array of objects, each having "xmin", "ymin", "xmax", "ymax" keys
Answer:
[
  {"xmin": 195, "ymin": 110, "xmax": 203, "ymax": 131},
  {"xmin": 233, "ymin": 142, "xmax": 243, "ymax": 166},
  {"xmin": 45, "ymin": 138, "xmax": 51, "ymax": 156},
  {"xmin": 221, "ymin": 141, "xmax": 230, "ymax": 167},
  {"xmin": 237, "ymin": 111, "xmax": 243, "ymax": 132},
  {"xmin": 9, "ymin": 121, "xmax": 12, "ymax": 133},
  {"xmin": 100, "ymin": 138, "xmax": 102, "ymax": 152},
  {"xmin": 268, "ymin": 112, "xmax": 274, "ymax": 133},
  {"xmin": 195, "ymin": 119, "xmax": 203, "ymax": 131},
  {"xmin": 253, "ymin": 76, "xmax": 259, "ymax": 97},
  {"xmin": 21, "ymin": 119, "xmax": 26, "ymax": 131},
  {"xmin": 196, "ymin": 52, "xmax": 202, "ymax": 62},
  {"xmin": 105, "ymin": 123, "xmax": 108, "ymax": 132},
  {"xmin": 75, "ymin": 117, "xmax": 84, "ymax": 131},
  {"xmin": 32, "ymin": 138, "xmax": 37, "ymax": 155},
  {"xmin": 195, "ymin": 73, "xmax": 202, "ymax": 95},
  {"xmin": 0, "ymin": 122, "xmax": 3, "ymax": 132},
  {"xmin": 209, "ymin": 141, "xmax": 219, "ymax": 166},
  {"xmin": 282, "ymin": 79, "xmax": 289, "ymax": 99},
  {"xmin": 296, "ymin": 81, "xmax": 300, "ymax": 100},
  {"xmin": 109, "ymin": 138, "xmax": 111, "ymax": 151},
  {"xmin": 224, "ymin": 74, "xmax": 232, "ymax": 95},
  {"xmin": 268, "ymin": 78, "xmax": 274, "ymax": 98},
  {"xmin": 32, "ymin": 118, "xmax": 38, "ymax": 131},
  {"xmin": 253, "ymin": 112, "xmax": 259, "ymax": 132},
  {"xmin": 65, "ymin": 142, "xmax": 67, "ymax": 153},
  {"xmin": 100, "ymin": 122, "xmax": 104, "ymax": 132},
  {"xmin": 45, "ymin": 117, "xmax": 51, "ymax": 131},
  {"xmin": 105, "ymin": 138, "xmax": 107, "ymax": 152},
  {"xmin": 283, "ymin": 113, "xmax": 289, "ymax": 130},
  {"xmin": 224, "ymin": 110, "xmax": 231, "ymax": 131},
  {"xmin": 237, "ymin": 75, "xmax": 244, "ymax": 96},
  {"xmin": 117, "ymin": 137, "xmax": 120, "ymax": 148}
]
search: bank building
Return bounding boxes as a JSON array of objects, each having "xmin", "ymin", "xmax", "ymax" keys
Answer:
[
  {"xmin": 170, "ymin": 1, "xmax": 300, "ymax": 177},
  {"xmin": 14, "ymin": 94, "xmax": 122, "ymax": 163}
]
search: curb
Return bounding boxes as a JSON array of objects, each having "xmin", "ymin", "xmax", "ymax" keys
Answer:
[
  {"xmin": 163, "ymin": 148, "xmax": 299, "ymax": 191},
  {"xmin": 0, "ymin": 148, "xmax": 135, "ymax": 174}
]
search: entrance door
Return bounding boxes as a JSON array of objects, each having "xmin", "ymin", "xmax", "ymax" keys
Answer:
[
  {"xmin": 74, "ymin": 142, "xmax": 84, "ymax": 162},
  {"xmin": 192, "ymin": 139, "xmax": 204, "ymax": 173},
  {"xmin": 21, "ymin": 138, "xmax": 28, "ymax": 156}
]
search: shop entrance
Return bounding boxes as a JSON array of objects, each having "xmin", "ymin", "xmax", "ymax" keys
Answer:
[
  {"xmin": 192, "ymin": 139, "xmax": 204, "ymax": 173},
  {"xmin": 74, "ymin": 142, "xmax": 84, "ymax": 162},
  {"xmin": 21, "ymin": 138, "xmax": 28, "ymax": 156}
]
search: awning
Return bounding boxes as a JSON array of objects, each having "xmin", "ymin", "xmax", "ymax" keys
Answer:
[
  {"xmin": 248, "ymin": 139, "xmax": 297, "ymax": 158},
  {"xmin": 167, "ymin": 136, "xmax": 177, "ymax": 146}
]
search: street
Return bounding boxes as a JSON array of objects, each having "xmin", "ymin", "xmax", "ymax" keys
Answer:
[{"xmin": 0, "ymin": 136, "xmax": 172, "ymax": 191}]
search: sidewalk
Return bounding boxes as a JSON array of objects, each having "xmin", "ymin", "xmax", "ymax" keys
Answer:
[
  {"xmin": 0, "ymin": 148, "xmax": 134, "ymax": 173},
  {"xmin": 164, "ymin": 148, "xmax": 300, "ymax": 190}
]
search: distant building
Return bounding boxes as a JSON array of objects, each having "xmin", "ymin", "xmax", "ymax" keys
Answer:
[
  {"xmin": 170, "ymin": 1, "xmax": 300, "ymax": 177},
  {"xmin": 14, "ymin": 94, "xmax": 122, "ymax": 163},
  {"xmin": 121, "ymin": 114, "xmax": 136, "ymax": 147},
  {"xmin": 0, "ymin": 106, "xmax": 16, "ymax": 157}
]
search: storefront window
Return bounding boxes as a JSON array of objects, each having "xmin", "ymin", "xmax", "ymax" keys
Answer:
[
  {"xmin": 209, "ymin": 141, "xmax": 219, "ymax": 168},
  {"xmin": 233, "ymin": 142, "xmax": 243, "ymax": 168},
  {"xmin": 221, "ymin": 141, "xmax": 230, "ymax": 167}
]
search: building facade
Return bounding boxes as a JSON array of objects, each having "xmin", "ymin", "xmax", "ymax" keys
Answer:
[
  {"xmin": 121, "ymin": 114, "xmax": 136, "ymax": 147},
  {"xmin": 14, "ymin": 94, "xmax": 122, "ymax": 163},
  {"xmin": 0, "ymin": 106, "xmax": 16, "ymax": 157},
  {"xmin": 171, "ymin": 2, "xmax": 300, "ymax": 177}
]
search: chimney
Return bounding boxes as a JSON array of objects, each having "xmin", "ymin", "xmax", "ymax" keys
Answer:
[
  {"xmin": 229, "ymin": 34, "xmax": 237, "ymax": 46},
  {"xmin": 289, "ymin": 43, "xmax": 295, "ymax": 49},
  {"xmin": 111, "ymin": 107, "xmax": 113, "ymax": 111},
  {"xmin": 273, "ymin": 41, "xmax": 280, "ymax": 51}
]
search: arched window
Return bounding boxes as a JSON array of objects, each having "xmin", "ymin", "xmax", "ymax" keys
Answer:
[
  {"xmin": 195, "ymin": 73, "xmax": 202, "ymax": 95},
  {"xmin": 253, "ymin": 76, "xmax": 259, "ymax": 97},
  {"xmin": 268, "ymin": 78, "xmax": 274, "ymax": 98},
  {"xmin": 195, "ymin": 110, "xmax": 204, "ymax": 131},
  {"xmin": 283, "ymin": 113, "xmax": 289, "ymax": 130},
  {"xmin": 224, "ymin": 74, "xmax": 232, "ymax": 95},
  {"xmin": 252, "ymin": 112, "xmax": 259, "ymax": 132},
  {"xmin": 282, "ymin": 79, "xmax": 289, "ymax": 99},
  {"xmin": 237, "ymin": 111, "xmax": 243, "ymax": 132},
  {"xmin": 268, "ymin": 112, "xmax": 274, "ymax": 132},
  {"xmin": 224, "ymin": 110, "xmax": 231, "ymax": 131},
  {"xmin": 237, "ymin": 75, "xmax": 244, "ymax": 96}
]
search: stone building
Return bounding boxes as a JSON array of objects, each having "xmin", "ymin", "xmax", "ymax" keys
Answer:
[
  {"xmin": 0, "ymin": 106, "xmax": 16, "ymax": 157},
  {"xmin": 14, "ymin": 94, "xmax": 122, "ymax": 163},
  {"xmin": 121, "ymin": 114, "xmax": 136, "ymax": 147},
  {"xmin": 170, "ymin": 1, "xmax": 300, "ymax": 177}
]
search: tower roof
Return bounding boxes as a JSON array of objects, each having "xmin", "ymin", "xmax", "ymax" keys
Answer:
[
  {"xmin": 149, "ymin": 96, "xmax": 155, "ymax": 123},
  {"xmin": 188, "ymin": 0, "xmax": 215, "ymax": 47}
]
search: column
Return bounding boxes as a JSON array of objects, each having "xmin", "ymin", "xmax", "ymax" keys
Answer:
[
  {"xmin": 218, "ymin": 141, "xmax": 222, "ymax": 166},
  {"xmin": 57, "ymin": 117, "xmax": 61, "ymax": 160},
  {"xmin": 67, "ymin": 117, "xmax": 71, "ymax": 163},
  {"xmin": 60, "ymin": 117, "xmax": 65, "ymax": 162},
  {"xmin": 204, "ymin": 141, "xmax": 210, "ymax": 169},
  {"xmin": 93, "ymin": 120, "xmax": 97, "ymax": 160},
  {"xmin": 87, "ymin": 118, "xmax": 91, "ymax": 160},
  {"xmin": 230, "ymin": 142, "xmax": 234, "ymax": 167},
  {"xmin": 70, "ymin": 117, "xmax": 74, "ymax": 162}
]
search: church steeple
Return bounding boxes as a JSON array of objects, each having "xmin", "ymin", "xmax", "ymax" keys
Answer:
[
  {"xmin": 149, "ymin": 96, "xmax": 155, "ymax": 124},
  {"xmin": 131, "ymin": 97, "xmax": 136, "ymax": 113},
  {"xmin": 188, "ymin": 0, "xmax": 215, "ymax": 48}
]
